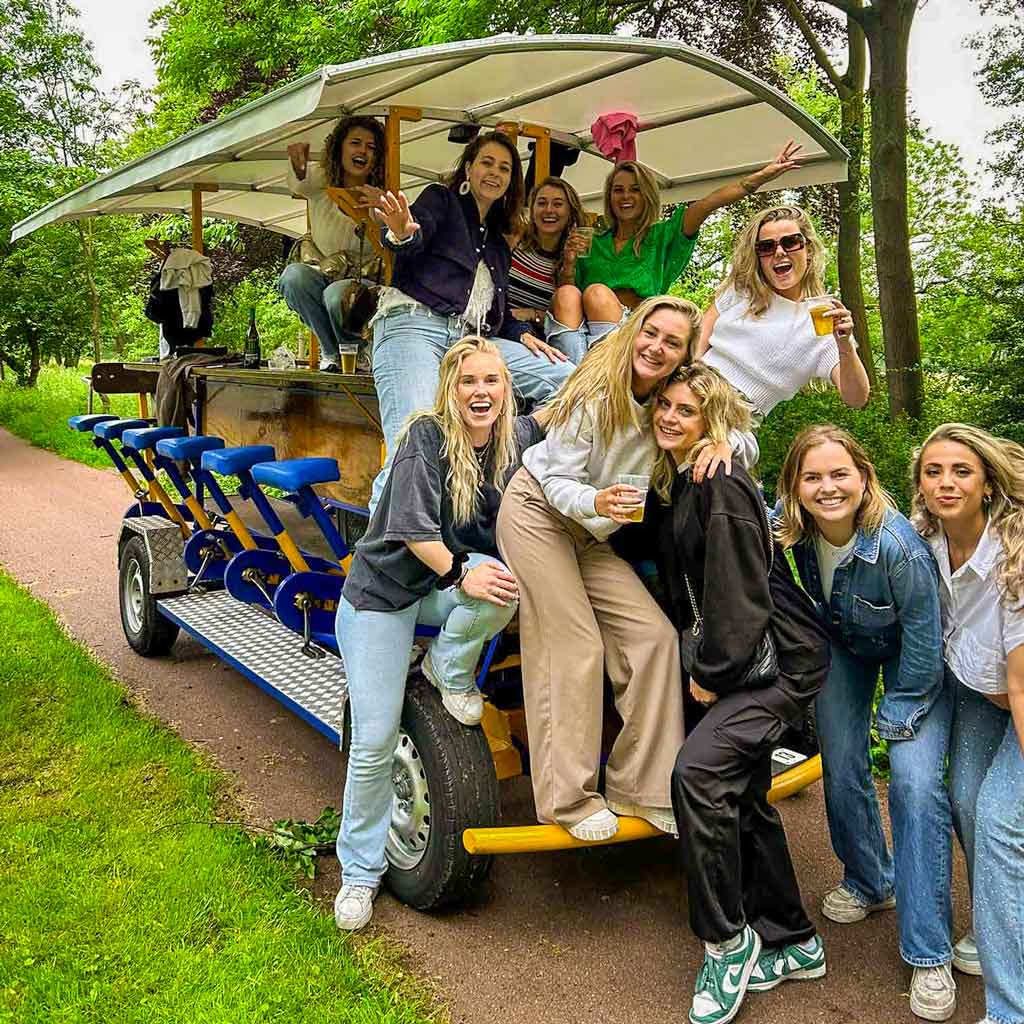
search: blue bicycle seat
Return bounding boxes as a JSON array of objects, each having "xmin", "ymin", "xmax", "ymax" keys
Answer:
[
  {"xmin": 156, "ymin": 435, "xmax": 225, "ymax": 462},
  {"xmin": 251, "ymin": 458, "xmax": 340, "ymax": 492},
  {"xmin": 68, "ymin": 414, "xmax": 118, "ymax": 432},
  {"xmin": 93, "ymin": 418, "xmax": 151, "ymax": 441},
  {"xmin": 202, "ymin": 445, "xmax": 277, "ymax": 477},
  {"xmin": 121, "ymin": 426, "xmax": 186, "ymax": 452}
]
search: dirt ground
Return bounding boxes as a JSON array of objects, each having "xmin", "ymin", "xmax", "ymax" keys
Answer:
[{"xmin": 0, "ymin": 427, "xmax": 985, "ymax": 1024}]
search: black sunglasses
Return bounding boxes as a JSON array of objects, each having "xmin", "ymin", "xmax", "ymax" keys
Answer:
[{"xmin": 754, "ymin": 232, "xmax": 806, "ymax": 257}]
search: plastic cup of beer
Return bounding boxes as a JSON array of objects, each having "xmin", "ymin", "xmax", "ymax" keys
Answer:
[
  {"xmin": 339, "ymin": 346, "xmax": 358, "ymax": 374},
  {"xmin": 573, "ymin": 225, "xmax": 594, "ymax": 257},
  {"xmin": 807, "ymin": 297, "xmax": 836, "ymax": 337},
  {"xmin": 617, "ymin": 473, "xmax": 649, "ymax": 522}
]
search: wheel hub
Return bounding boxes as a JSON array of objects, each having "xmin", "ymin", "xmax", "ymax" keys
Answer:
[
  {"xmin": 386, "ymin": 730, "xmax": 431, "ymax": 870},
  {"xmin": 123, "ymin": 557, "xmax": 145, "ymax": 634}
]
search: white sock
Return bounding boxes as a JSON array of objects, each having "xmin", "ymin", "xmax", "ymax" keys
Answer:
[{"xmin": 797, "ymin": 937, "xmax": 819, "ymax": 953}]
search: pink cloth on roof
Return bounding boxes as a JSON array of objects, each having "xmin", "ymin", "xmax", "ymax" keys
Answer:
[{"xmin": 590, "ymin": 112, "xmax": 640, "ymax": 163}]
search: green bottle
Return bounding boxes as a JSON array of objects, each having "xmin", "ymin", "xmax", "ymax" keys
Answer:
[{"xmin": 243, "ymin": 307, "xmax": 261, "ymax": 369}]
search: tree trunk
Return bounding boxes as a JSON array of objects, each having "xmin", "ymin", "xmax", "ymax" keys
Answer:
[
  {"xmin": 863, "ymin": 1, "xmax": 923, "ymax": 419},
  {"xmin": 76, "ymin": 221, "xmax": 103, "ymax": 365},
  {"xmin": 836, "ymin": 10, "xmax": 875, "ymax": 388},
  {"xmin": 25, "ymin": 328, "xmax": 41, "ymax": 388}
]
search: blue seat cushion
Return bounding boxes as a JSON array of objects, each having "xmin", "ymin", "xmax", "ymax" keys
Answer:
[
  {"xmin": 68, "ymin": 413, "xmax": 118, "ymax": 432},
  {"xmin": 202, "ymin": 445, "xmax": 277, "ymax": 477},
  {"xmin": 121, "ymin": 426, "xmax": 187, "ymax": 452},
  {"xmin": 93, "ymin": 418, "xmax": 152, "ymax": 441},
  {"xmin": 251, "ymin": 458, "xmax": 341, "ymax": 492},
  {"xmin": 156, "ymin": 435, "xmax": 225, "ymax": 462}
]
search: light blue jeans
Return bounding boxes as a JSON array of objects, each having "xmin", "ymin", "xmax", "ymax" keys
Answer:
[
  {"xmin": 950, "ymin": 675, "xmax": 1024, "ymax": 1024},
  {"xmin": 817, "ymin": 645, "xmax": 954, "ymax": 966},
  {"xmin": 335, "ymin": 552, "xmax": 517, "ymax": 887},
  {"xmin": 277, "ymin": 263, "xmax": 361, "ymax": 364},
  {"xmin": 544, "ymin": 310, "xmax": 624, "ymax": 364},
  {"xmin": 369, "ymin": 306, "xmax": 574, "ymax": 510}
]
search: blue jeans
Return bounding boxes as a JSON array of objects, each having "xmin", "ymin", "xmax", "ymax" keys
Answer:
[
  {"xmin": 544, "ymin": 311, "xmax": 624, "ymax": 364},
  {"xmin": 277, "ymin": 263, "xmax": 360, "ymax": 364},
  {"xmin": 950, "ymin": 677, "xmax": 1024, "ymax": 1023},
  {"xmin": 335, "ymin": 552, "xmax": 517, "ymax": 887},
  {"xmin": 817, "ymin": 645, "xmax": 954, "ymax": 966},
  {"xmin": 369, "ymin": 306, "xmax": 574, "ymax": 510}
]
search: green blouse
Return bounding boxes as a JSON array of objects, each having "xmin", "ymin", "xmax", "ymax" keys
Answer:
[{"xmin": 575, "ymin": 204, "xmax": 698, "ymax": 299}]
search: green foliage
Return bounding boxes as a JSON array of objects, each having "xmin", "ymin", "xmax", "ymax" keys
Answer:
[
  {"xmin": 254, "ymin": 807, "xmax": 343, "ymax": 880},
  {"xmin": 0, "ymin": 572, "xmax": 438, "ymax": 1024}
]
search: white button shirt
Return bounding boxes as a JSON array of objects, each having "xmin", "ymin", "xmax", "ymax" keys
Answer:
[{"xmin": 929, "ymin": 522, "xmax": 1024, "ymax": 695}]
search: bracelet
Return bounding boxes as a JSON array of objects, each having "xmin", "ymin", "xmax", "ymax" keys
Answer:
[
  {"xmin": 435, "ymin": 551, "xmax": 469, "ymax": 590},
  {"xmin": 455, "ymin": 565, "xmax": 470, "ymax": 590}
]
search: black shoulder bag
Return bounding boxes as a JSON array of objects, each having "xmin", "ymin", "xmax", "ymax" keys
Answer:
[{"xmin": 678, "ymin": 495, "xmax": 778, "ymax": 689}]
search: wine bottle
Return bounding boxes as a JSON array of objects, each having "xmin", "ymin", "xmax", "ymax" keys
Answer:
[{"xmin": 243, "ymin": 307, "xmax": 261, "ymax": 369}]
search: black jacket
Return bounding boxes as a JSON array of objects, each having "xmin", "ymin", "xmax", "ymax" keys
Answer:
[
  {"xmin": 384, "ymin": 184, "xmax": 529, "ymax": 342},
  {"xmin": 144, "ymin": 271, "xmax": 213, "ymax": 349},
  {"xmin": 617, "ymin": 465, "xmax": 830, "ymax": 703}
]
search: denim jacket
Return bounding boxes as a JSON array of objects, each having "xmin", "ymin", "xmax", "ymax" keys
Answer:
[
  {"xmin": 384, "ymin": 183, "xmax": 528, "ymax": 342},
  {"xmin": 780, "ymin": 506, "xmax": 945, "ymax": 739}
]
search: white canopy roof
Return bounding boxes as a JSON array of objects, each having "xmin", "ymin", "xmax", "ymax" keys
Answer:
[{"xmin": 12, "ymin": 34, "xmax": 848, "ymax": 242}]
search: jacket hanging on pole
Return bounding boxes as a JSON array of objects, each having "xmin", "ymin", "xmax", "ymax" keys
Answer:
[{"xmin": 145, "ymin": 248, "xmax": 214, "ymax": 354}]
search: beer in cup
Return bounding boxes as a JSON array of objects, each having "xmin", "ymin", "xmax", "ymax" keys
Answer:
[
  {"xmin": 617, "ymin": 473, "xmax": 649, "ymax": 522},
  {"xmin": 807, "ymin": 297, "xmax": 835, "ymax": 337},
  {"xmin": 573, "ymin": 225, "xmax": 594, "ymax": 257}
]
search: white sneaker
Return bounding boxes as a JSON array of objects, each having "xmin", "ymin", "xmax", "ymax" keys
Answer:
[
  {"xmin": 334, "ymin": 883, "xmax": 378, "ymax": 931},
  {"xmin": 567, "ymin": 808, "xmax": 619, "ymax": 842},
  {"xmin": 952, "ymin": 930, "xmax": 982, "ymax": 975},
  {"xmin": 606, "ymin": 799, "xmax": 679, "ymax": 837},
  {"xmin": 421, "ymin": 654, "xmax": 483, "ymax": 726},
  {"xmin": 909, "ymin": 963, "xmax": 957, "ymax": 1022},
  {"xmin": 821, "ymin": 883, "xmax": 896, "ymax": 924}
]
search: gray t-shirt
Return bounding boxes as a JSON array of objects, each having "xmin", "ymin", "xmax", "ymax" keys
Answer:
[{"xmin": 342, "ymin": 415, "xmax": 544, "ymax": 612}]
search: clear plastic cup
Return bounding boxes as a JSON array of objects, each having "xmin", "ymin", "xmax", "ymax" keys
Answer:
[
  {"xmin": 339, "ymin": 346, "xmax": 358, "ymax": 374},
  {"xmin": 617, "ymin": 473, "xmax": 649, "ymax": 522},
  {"xmin": 807, "ymin": 297, "xmax": 835, "ymax": 337},
  {"xmin": 573, "ymin": 225, "xmax": 594, "ymax": 257}
]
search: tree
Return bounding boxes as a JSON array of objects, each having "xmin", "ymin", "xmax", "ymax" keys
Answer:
[{"xmin": 969, "ymin": 0, "xmax": 1024, "ymax": 201}]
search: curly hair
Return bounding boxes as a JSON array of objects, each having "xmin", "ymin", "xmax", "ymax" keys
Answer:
[
  {"xmin": 911, "ymin": 422, "xmax": 1024, "ymax": 606},
  {"xmin": 320, "ymin": 116, "xmax": 386, "ymax": 188},
  {"xmin": 718, "ymin": 205, "xmax": 827, "ymax": 317}
]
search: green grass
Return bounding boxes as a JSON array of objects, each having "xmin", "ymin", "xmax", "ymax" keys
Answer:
[
  {"xmin": 0, "ymin": 573, "xmax": 439, "ymax": 1024},
  {"xmin": 0, "ymin": 365, "xmax": 138, "ymax": 468}
]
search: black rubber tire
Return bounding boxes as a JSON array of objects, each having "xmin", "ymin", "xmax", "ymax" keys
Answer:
[
  {"xmin": 118, "ymin": 535, "xmax": 180, "ymax": 656},
  {"xmin": 384, "ymin": 677, "xmax": 499, "ymax": 910}
]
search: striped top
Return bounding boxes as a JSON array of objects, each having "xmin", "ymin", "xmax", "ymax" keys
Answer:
[{"xmin": 507, "ymin": 244, "xmax": 560, "ymax": 311}]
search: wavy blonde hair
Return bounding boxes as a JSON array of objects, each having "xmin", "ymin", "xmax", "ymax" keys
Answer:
[
  {"xmin": 775, "ymin": 425, "xmax": 896, "ymax": 548},
  {"xmin": 541, "ymin": 296, "xmax": 701, "ymax": 447},
  {"xmin": 522, "ymin": 176, "xmax": 586, "ymax": 264},
  {"xmin": 603, "ymin": 161, "xmax": 661, "ymax": 256},
  {"xmin": 911, "ymin": 422, "xmax": 1024, "ymax": 605},
  {"xmin": 719, "ymin": 205, "xmax": 827, "ymax": 317},
  {"xmin": 650, "ymin": 363, "xmax": 752, "ymax": 502},
  {"xmin": 395, "ymin": 337, "xmax": 517, "ymax": 526}
]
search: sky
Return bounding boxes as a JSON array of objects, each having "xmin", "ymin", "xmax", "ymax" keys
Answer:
[{"xmin": 76, "ymin": 0, "xmax": 1012, "ymax": 186}]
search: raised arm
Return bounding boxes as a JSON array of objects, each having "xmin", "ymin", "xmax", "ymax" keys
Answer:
[
  {"xmin": 826, "ymin": 300, "xmax": 871, "ymax": 408},
  {"xmin": 682, "ymin": 140, "xmax": 803, "ymax": 238}
]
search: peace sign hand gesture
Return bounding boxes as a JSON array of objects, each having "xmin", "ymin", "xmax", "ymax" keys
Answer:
[
  {"xmin": 752, "ymin": 139, "xmax": 804, "ymax": 186},
  {"xmin": 373, "ymin": 190, "xmax": 420, "ymax": 241}
]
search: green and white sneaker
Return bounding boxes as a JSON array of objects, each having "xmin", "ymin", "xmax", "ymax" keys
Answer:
[
  {"xmin": 689, "ymin": 925, "xmax": 762, "ymax": 1024},
  {"xmin": 747, "ymin": 935, "xmax": 827, "ymax": 991}
]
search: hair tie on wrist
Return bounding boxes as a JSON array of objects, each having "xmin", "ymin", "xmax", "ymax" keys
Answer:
[{"xmin": 435, "ymin": 551, "xmax": 469, "ymax": 590}]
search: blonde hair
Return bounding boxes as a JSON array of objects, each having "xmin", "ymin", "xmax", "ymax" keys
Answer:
[
  {"xmin": 395, "ymin": 337, "xmax": 517, "ymax": 526},
  {"xmin": 775, "ymin": 424, "xmax": 896, "ymax": 548},
  {"xmin": 650, "ymin": 363, "xmax": 752, "ymax": 502},
  {"xmin": 523, "ymin": 176, "xmax": 586, "ymax": 266},
  {"xmin": 603, "ymin": 161, "xmax": 661, "ymax": 256},
  {"xmin": 719, "ymin": 205, "xmax": 827, "ymax": 317},
  {"xmin": 541, "ymin": 296, "xmax": 701, "ymax": 447},
  {"xmin": 911, "ymin": 422, "xmax": 1024, "ymax": 605}
]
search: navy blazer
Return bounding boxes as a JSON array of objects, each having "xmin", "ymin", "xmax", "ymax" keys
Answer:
[{"xmin": 383, "ymin": 184, "xmax": 529, "ymax": 342}]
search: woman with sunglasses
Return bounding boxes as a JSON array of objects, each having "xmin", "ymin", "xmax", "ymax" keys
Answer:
[
  {"xmin": 546, "ymin": 143, "xmax": 804, "ymax": 360},
  {"xmin": 695, "ymin": 206, "xmax": 870, "ymax": 424}
]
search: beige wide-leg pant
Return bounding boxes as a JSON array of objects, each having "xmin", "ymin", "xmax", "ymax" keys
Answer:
[{"xmin": 497, "ymin": 468, "xmax": 684, "ymax": 829}]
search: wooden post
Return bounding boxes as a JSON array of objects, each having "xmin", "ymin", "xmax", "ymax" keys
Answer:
[
  {"xmin": 384, "ymin": 106, "xmax": 423, "ymax": 196},
  {"xmin": 497, "ymin": 122, "xmax": 551, "ymax": 186},
  {"xmin": 191, "ymin": 186, "xmax": 204, "ymax": 255},
  {"xmin": 306, "ymin": 207, "xmax": 319, "ymax": 370}
]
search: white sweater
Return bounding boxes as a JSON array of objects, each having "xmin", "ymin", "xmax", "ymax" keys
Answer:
[
  {"xmin": 522, "ymin": 395, "xmax": 759, "ymax": 540},
  {"xmin": 287, "ymin": 163, "xmax": 364, "ymax": 263},
  {"xmin": 702, "ymin": 285, "xmax": 841, "ymax": 418}
]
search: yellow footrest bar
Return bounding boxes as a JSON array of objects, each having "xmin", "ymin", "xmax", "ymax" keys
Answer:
[{"xmin": 462, "ymin": 755, "xmax": 823, "ymax": 856}]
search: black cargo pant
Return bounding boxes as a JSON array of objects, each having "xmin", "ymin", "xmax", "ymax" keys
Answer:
[{"xmin": 671, "ymin": 684, "xmax": 816, "ymax": 948}]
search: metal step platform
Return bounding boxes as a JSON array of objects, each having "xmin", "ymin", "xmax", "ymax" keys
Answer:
[{"xmin": 158, "ymin": 590, "xmax": 347, "ymax": 746}]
